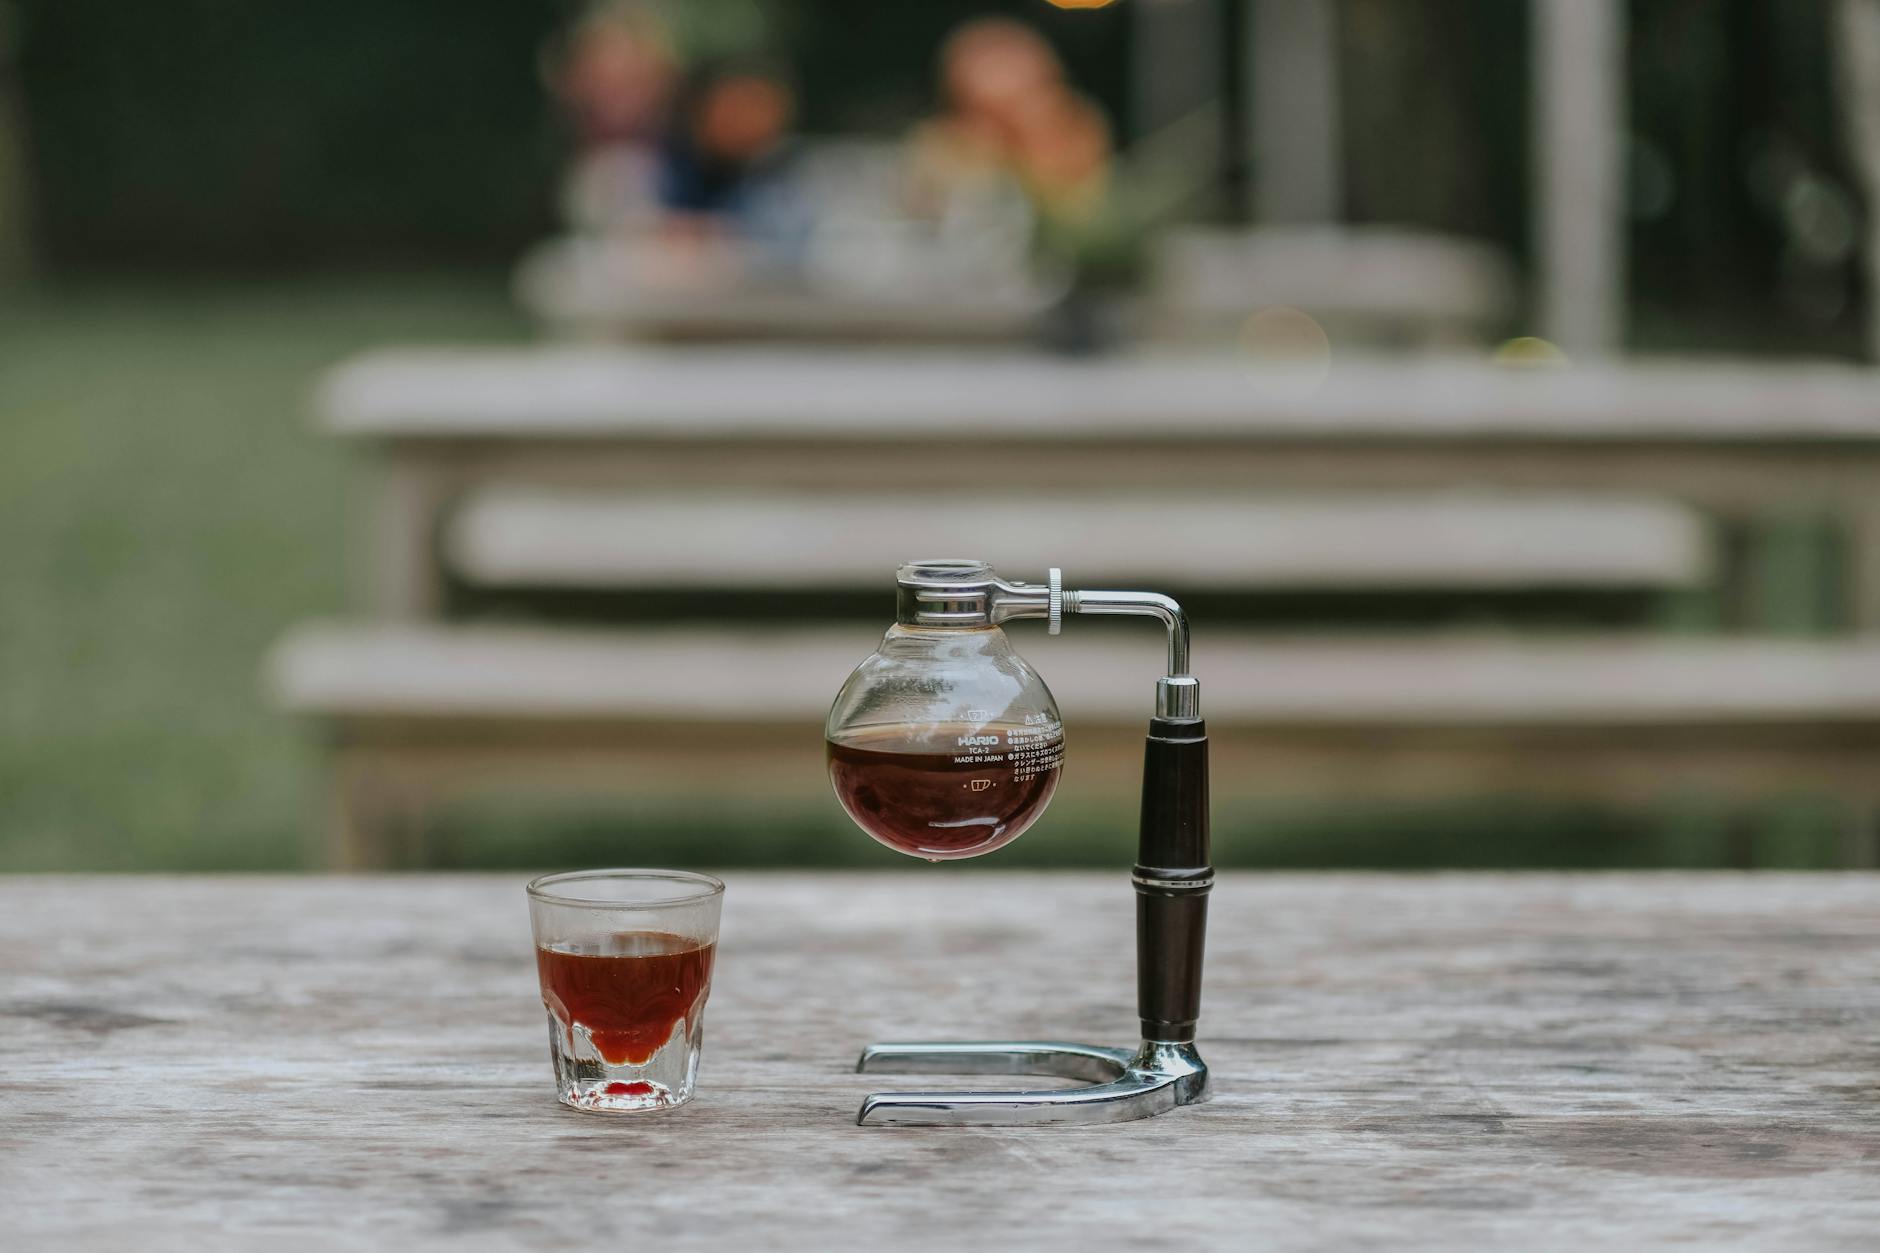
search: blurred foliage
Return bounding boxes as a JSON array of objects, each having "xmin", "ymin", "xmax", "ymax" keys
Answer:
[
  {"xmin": 6, "ymin": 0, "xmax": 1867, "ymax": 348},
  {"xmin": 0, "ymin": 0, "xmax": 29, "ymax": 277},
  {"xmin": 8, "ymin": 0, "xmax": 1126, "ymax": 272},
  {"xmin": 1340, "ymin": 0, "xmax": 1529, "ymax": 249},
  {"xmin": 13, "ymin": 0, "xmax": 562, "ymax": 269},
  {"xmin": 784, "ymin": 0, "xmax": 1127, "ymax": 135},
  {"xmin": 0, "ymin": 278, "xmax": 529, "ymax": 870},
  {"xmin": 1628, "ymin": 0, "xmax": 1864, "ymax": 349}
]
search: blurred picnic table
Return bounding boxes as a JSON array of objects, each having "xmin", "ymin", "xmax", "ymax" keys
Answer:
[
  {"xmin": 317, "ymin": 346, "xmax": 1880, "ymax": 623},
  {"xmin": 275, "ymin": 345, "xmax": 1880, "ymax": 868},
  {"xmin": 4, "ymin": 872, "xmax": 1876, "ymax": 1249}
]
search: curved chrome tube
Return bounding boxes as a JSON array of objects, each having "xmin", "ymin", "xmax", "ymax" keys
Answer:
[
  {"xmin": 987, "ymin": 573, "xmax": 1198, "ymax": 718},
  {"xmin": 1060, "ymin": 589, "xmax": 1190, "ymax": 677},
  {"xmin": 855, "ymin": 1040, "xmax": 1209, "ymax": 1127}
]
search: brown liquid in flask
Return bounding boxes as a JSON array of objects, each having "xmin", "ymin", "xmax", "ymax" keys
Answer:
[{"xmin": 827, "ymin": 722, "xmax": 1064, "ymax": 860}]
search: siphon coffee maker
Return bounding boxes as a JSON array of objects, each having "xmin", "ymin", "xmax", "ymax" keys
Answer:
[{"xmin": 826, "ymin": 559, "xmax": 1212, "ymax": 1126}]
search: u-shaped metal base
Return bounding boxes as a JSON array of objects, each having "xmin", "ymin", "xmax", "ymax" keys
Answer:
[{"xmin": 855, "ymin": 1039, "xmax": 1209, "ymax": 1126}]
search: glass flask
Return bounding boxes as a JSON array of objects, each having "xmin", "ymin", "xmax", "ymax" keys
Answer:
[{"xmin": 826, "ymin": 560, "xmax": 1065, "ymax": 861}]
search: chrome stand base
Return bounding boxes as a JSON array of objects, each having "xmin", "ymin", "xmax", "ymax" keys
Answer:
[{"xmin": 854, "ymin": 1039, "xmax": 1209, "ymax": 1127}]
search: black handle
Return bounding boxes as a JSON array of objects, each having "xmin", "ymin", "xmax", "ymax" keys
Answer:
[{"xmin": 1134, "ymin": 716, "xmax": 1211, "ymax": 1043}]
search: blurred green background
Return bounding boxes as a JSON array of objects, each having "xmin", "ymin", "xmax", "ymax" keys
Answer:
[
  {"xmin": 0, "ymin": 1, "xmax": 1868, "ymax": 871},
  {"xmin": 9, "ymin": 1, "xmax": 1859, "ymax": 337},
  {"xmin": 0, "ymin": 279, "xmax": 527, "ymax": 868}
]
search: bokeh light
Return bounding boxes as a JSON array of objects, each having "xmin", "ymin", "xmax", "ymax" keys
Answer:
[
  {"xmin": 1239, "ymin": 306, "xmax": 1332, "ymax": 367},
  {"xmin": 1492, "ymin": 336, "xmax": 1571, "ymax": 367}
]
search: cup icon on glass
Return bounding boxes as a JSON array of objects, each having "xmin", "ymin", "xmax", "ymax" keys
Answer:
[{"xmin": 526, "ymin": 869, "xmax": 724, "ymax": 1112}]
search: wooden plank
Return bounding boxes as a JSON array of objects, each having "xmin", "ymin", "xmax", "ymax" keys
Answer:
[
  {"xmin": 315, "ymin": 347, "xmax": 1880, "ymax": 443},
  {"xmin": 444, "ymin": 488, "xmax": 1711, "ymax": 592},
  {"xmin": 311, "ymin": 734, "xmax": 1880, "ymax": 851},
  {"xmin": 1150, "ymin": 226, "xmax": 1516, "ymax": 335},
  {"xmin": 266, "ymin": 623, "xmax": 1880, "ymax": 726},
  {"xmin": 1, "ymin": 874, "xmax": 1876, "ymax": 1249},
  {"xmin": 366, "ymin": 438, "xmax": 1880, "ymax": 502},
  {"xmin": 272, "ymin": 626, "xmax": 1880, "ymax": 866},
  {"xmin": 371, "ymin": 454, "xmax": 451, "ymax": 620}
]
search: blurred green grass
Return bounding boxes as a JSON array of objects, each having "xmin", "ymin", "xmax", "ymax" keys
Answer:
[
  {"xmin": 0, "ymin": 276, "xmax": 529, "ymax": 870},
  {"xmin": 0, "ymin": 278, "xmax": 1858, "ymax": 872}
]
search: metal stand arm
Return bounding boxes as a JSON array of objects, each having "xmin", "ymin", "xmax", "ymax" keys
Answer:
[{"xmin": 856, "ymin": 1041, "xmax": 1207, "ymax": 1127}]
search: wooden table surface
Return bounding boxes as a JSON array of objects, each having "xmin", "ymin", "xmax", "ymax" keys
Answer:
[
  {"xmin": 321, "ymin": 347, "xmax": 1880, "ymax": 442},
  {"xmin": 3, "ymin": 873, "xmax": 1877, "ymax": 1250}
]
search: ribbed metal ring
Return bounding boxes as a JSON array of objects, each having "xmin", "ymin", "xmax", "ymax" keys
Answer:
[{"xmin": 1131, "ymin": 870, "xmax": 1215, "ymax": 893}]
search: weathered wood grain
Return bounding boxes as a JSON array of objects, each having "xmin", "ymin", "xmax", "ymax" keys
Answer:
[
  {"xmin": 2, "ymin": 874, "xmax": 1877, "ymax": 1250},
  {"xmin": 317, "ymin": 349, "xmax": 1880, "ymax": 441},
  {"xmin": 309, "ymin": 349, "xmax": 1880, "ymax": 633},
  {"xmin": 444, "ymin": 488, "xmax": 1709, "ymax": 591}
]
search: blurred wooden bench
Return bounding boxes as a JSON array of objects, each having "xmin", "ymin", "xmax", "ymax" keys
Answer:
[
  {"xmin": 314, "ymin": 347, "xmax": 1880, "ymax": 626},
  {"xmin": 279, "ymin": 346, "xmax": 1880, "ymax": 867},
  {"xmin": 1148, "ymin": 225, "xmax": 1519, "ymax": 347},
  {"xmin": 444, "ymin": 488, "xmax": 1711, "ymax": 594},
  {"xmin": 268, "ymin": 623, "xmax": 1880, "ymax": 869}
]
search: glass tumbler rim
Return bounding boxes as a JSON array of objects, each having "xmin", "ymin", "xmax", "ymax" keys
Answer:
[{"xmin": 526, "ymin": 868, "xmax": 725, "ymax": 910}]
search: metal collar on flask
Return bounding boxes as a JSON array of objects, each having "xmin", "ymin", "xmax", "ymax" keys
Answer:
[
  {"xmin": 894, "ymin": 559, "xmax": 1006, "ymax": 627},
  {"xmin": 893, "ymin": 559, "xmax": 1199, "ymax": 718}
]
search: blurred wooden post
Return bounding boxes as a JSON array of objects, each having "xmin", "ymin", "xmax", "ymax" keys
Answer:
[
  {"xmin": 1836, "ymin": 0, "xmax": 1880, "ymax": 362},
  {"xmin": 1843, "ymin": 798, "xmax": 1880, "ymax": 868},
  {"xmin": 327, "ymin": 754, "xmax": 394, "ymax": 871},
  {"xmin": 1849, "ymin": 500, "xmax": 1880, "ymax": 632},
  {"xmin": 1533, "ymin": 0, "xmax": 1625, "ymax": 356},
  {"xmin": 373, "ymin": 455, "xmax": 451, "ymax": 619},
  {"xmin": 1246, "ymin": 0, "xmax": 1342, "ymax": 223}
]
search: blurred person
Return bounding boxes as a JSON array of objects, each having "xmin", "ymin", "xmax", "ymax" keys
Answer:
[
  {"xmin": 547, "ymin": 1, "xmax": 680, "ymax": 235},
  {"xmin": 657, "ymin": 57, "xmax": 797, "ymax": 224},
  {"xmin": 902, "ymin": 13, "xmax": 1120, "ymax": 317},
  {"xmin": 908, "ymin": 19, "xmax": 1059, "ymax": 215},
  {"xmin": 639, "ymin": 55, "xmax": 810, "ymax": 289},
  {"xmin": 906, "ymin": 18, "xmax": 1115, "ymax": 259},
  {"xmin": 1009, "ymin": 87, "xmax": 1112, "ymax": 229}
]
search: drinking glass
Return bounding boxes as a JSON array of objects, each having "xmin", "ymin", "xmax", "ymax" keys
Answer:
[{"xmin": 526, "ymin": 869, "xmax": 725, "ymax": 1112}]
